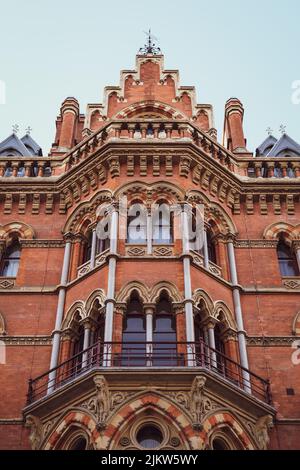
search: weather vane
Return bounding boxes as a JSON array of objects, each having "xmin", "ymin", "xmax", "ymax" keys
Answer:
[
  {"xmin": 25, "ymin": 126, "xmax": 32, "ymax": 135},
  {"xmin": 266, "ymin": 127, "xmax": 273, "ymax": 136},
  {"xmin": 279, "ymin": 124, "xmax": 286, "ymax": 135},
  {"xmin": 138, "ymin": 29, "xmax": 161, "ymax": 55},
  {"xmin": 12, "ymin": 124, "xmax": 19, "ymax": 134}
]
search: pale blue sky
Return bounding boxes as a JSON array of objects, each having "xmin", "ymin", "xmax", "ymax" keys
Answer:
[{"xmin": 0, "ymin": 0, "xmax": 299, "ymax": 154}]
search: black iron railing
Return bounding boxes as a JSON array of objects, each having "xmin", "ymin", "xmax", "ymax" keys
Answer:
[{"xmin": 26, "ymin": 340, "xmax": 272, "ymax": 405}]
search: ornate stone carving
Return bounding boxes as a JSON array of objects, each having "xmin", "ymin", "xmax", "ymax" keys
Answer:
[
  {"xmin": 234, "ymin": 240, "xmax": 278, "ymax": 248},
  {"xmin": 153, "ymin": 246, "xmax": 173, "ymax": 257},
  {"xmin": 94, "ymin": 375, "xmax": 110, "ymax": 430},
  {"xmin": 119, "ymin": 436, "xmax": 131, "ymax": 447},
  {"xmin": 189, "ymin": 376, "xmax": 206, "ymax": 429},
  {"xmin": 179, "ymin": 156, "xmax": 191, "ymax": 177},
  {"xmin": 25, "ymin": 415, "xmax": 42, "ymax": 450},
  {"xmin": 283, "ymin": 279, "xmax": 300, "ymax": 290},
  {"xmin": 80, "ymin": 389, "xmax": 135, "ymax": 424},
  {"xmin": 254, "ymin": 415, "xmax": 273, "ymax": 450},
  {"xmin": 0, "ymin": 279, "xmax": 15, "ymax": 289},
  {"xmin": 108, "ymin": 156, "xmax": 120, "ymax": 178},
  {"xmin": 126, "ymin": 246, "xmax": 146, "ymax": 257},
  {"xmin": 247, "ymin": 336, "xmax": 295, "ymax": 346}
]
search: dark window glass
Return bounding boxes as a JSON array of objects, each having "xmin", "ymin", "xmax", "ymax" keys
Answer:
[
  {"xmin": 212, "ymin": 438, "xmax": 230, "ymax": 450},
  {"xmin": 136, "ymin": 425, "xmax": 163, "ymax": 449},
  {"xmin": 207, "ymin": 230, "xmax": 217, "ymax": 264},
  {"xmin": 72, "ymin": 326, "xmax": 85, "ymax": 373},
  {"xmin": 153, "ymin": 298, "xmax": 177, "ymax": 365},
  {"xmin": 121, "ymin": 298, "xmax": 146, "ymax": 366},
  {"xmin": 69, "ymin": 437, "xmax": 87, "ymax": 450},
  {"xmin": 82, "ymin": 231, "xmax": 93, "ymax": 264},
  {"xmin": 277, "ymin": 240, "xmax": 299, "ymax": 277}
]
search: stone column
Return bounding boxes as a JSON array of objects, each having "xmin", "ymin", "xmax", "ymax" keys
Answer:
[
  {"xmin": 104, "ymin": 203, "xmax": 119, "ymax": 366},
  {"xmin": 146, "ymin": 207, "xmax": 152, "ymax": 255},
  {"xmin": 227, "ymin": 236, "xmax": 251, "ymax": 391},
  {"xmin": 181, "ymin": 205, "xmax": 195, "ymax": 366},
  {"xmin": 90, "ymin": 227, "xmax": 97, "ymax": 269},
  {"xmin": 82, "ymin": 320, "xmax": 92, "ymax": 368},
  {"xmin": 144, "ymin": 304, "xmax": 154, "ymax": 366},
  {"xmin": 206, "ymin": 320, "xmax": 217, "ymax": 369},
  {"xmin": 48, "ymin": 235, "xmax": 72, "ymax": 392},
  {"xmin": 203, "ymin": 225, "xmax": 209, "ymax": 269}
]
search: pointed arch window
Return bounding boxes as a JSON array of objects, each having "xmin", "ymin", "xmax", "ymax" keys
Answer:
[
  {"xmin": 153, "ymin": 295, "xmax": 177, "ymax": 365},
  {"xmin": 207, "ymin": 229, "xmax": 217, "ymax": 264},
  {"xmin": 0, "ymin": 240, "xmax": 21, "ymax": 277},
  {"xmin": 122, "ymin": 295, "xmax": 146, "ymax": 365},
  {"xmin": 153, "ymin": 201, "xmax": 173, "ymax": 245},
  {"xmin": 277, "ymin": 239, "xmax": 299, "ymax": 277},
  {"xmin": 127, "ymin": 201, "xmax": 147, "ymax": 244},
  {"xmin": 82, "ymin": 230, "xmax": 93, "ymax": 264},
  {"xmin": 72, "ymin": 325, "xmax": 85, "ymax": 373}
]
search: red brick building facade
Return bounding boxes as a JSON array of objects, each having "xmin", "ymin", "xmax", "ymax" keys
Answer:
[{"xmin": 0, "ymin": 40, "xmax": 300, "ymax": 450}]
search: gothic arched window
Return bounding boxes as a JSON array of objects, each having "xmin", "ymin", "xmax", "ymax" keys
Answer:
[
  {"xmin": 277, "ymin": 239, "xmax": 299, "ymax": 277},
  {"xmin": 82, "ymin": 230, "xmax": 93, "ymax": 264},
  {"xmin": 152, "ymin": 200, "xmax": 173, "ymax": 245},
  {"xmin": 207, "ymin": 229, "xmax": 217, "ymax": 264},
  {"xmin": 153, "ymin": 295, "xmax": 177, "ymax": 365},
  {"xmin": 122, "ymin": 295, "xmax": 146, "ymax": 365},
  {"xmin": 0, "ymin": 240, "xmax": 21, "ymax": 277},
  {"xmin": 72, "ymin": 325, "xmax": 85, "ymax": 373},
  {"xmin": 127, "ymin": 200, "xmax": 147, "ymax": 244}
]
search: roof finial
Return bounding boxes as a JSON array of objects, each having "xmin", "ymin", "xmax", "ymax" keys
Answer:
[
  {"xmin": 138, "ymin": 29, "xmax": 161, "ymax": 55},
  {"xmin": 279, "ymin": 124, "xmax": 286, "ymax": 135},
  {"xmin": 12, "ymin": 124, "xmax": 19, "ymax": 134},
  {"xmin": 25, "ymin": 126, "xmax": 32, "ymax": 135},
  {"xmin": 266, "ymin": 127, "xmax": 273, "ymax": 136}
]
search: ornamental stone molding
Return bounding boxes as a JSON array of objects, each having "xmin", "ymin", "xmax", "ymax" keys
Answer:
[
  {"xmin": 234, "ymin": 240, "xmax": 278, "ymax": 248},
  {"xmin": 20, "ymin": 240, "xmax": 65, "ymax": 248},
  {"xmin": 282, "ymin": 278, "xmax": 300, "ymax": 290},
  {"xmin": 0, "ymin": 278, "xmax": 15, "ymax": 289},
  {"xmin": 0, "ymin": 336, "xmax": 52, "ymax": 346},
  {"xmin": 246, "ymin": 336, "xmax": 296, "ymax": 346}
]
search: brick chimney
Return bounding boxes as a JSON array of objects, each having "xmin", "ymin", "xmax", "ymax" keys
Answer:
[
  {"xmin": 58, "ymin": 97, "xmax": 80, "ymax": 149},
  {"xmin": 223, "ymin": 98, "xmax": 247, "ymax": 152}
]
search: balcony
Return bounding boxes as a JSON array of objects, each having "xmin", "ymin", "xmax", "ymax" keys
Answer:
[{"xmin": 26, "ymin": 340, "xmax": 271, "ymax": 406}]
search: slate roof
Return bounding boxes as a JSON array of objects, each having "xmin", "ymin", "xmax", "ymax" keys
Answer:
[
  {"xmin": 256, "ymin": 133, "xmax": 300, "ymax": 157},
  {"xmin": 0, "ymin": 133, "xmax": 43, "ymax": 156}
]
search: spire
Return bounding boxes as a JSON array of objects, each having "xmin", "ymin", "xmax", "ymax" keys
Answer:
[{"xmin": 138, "ymin": 29, "xmax": 162, "ymax": 55}]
